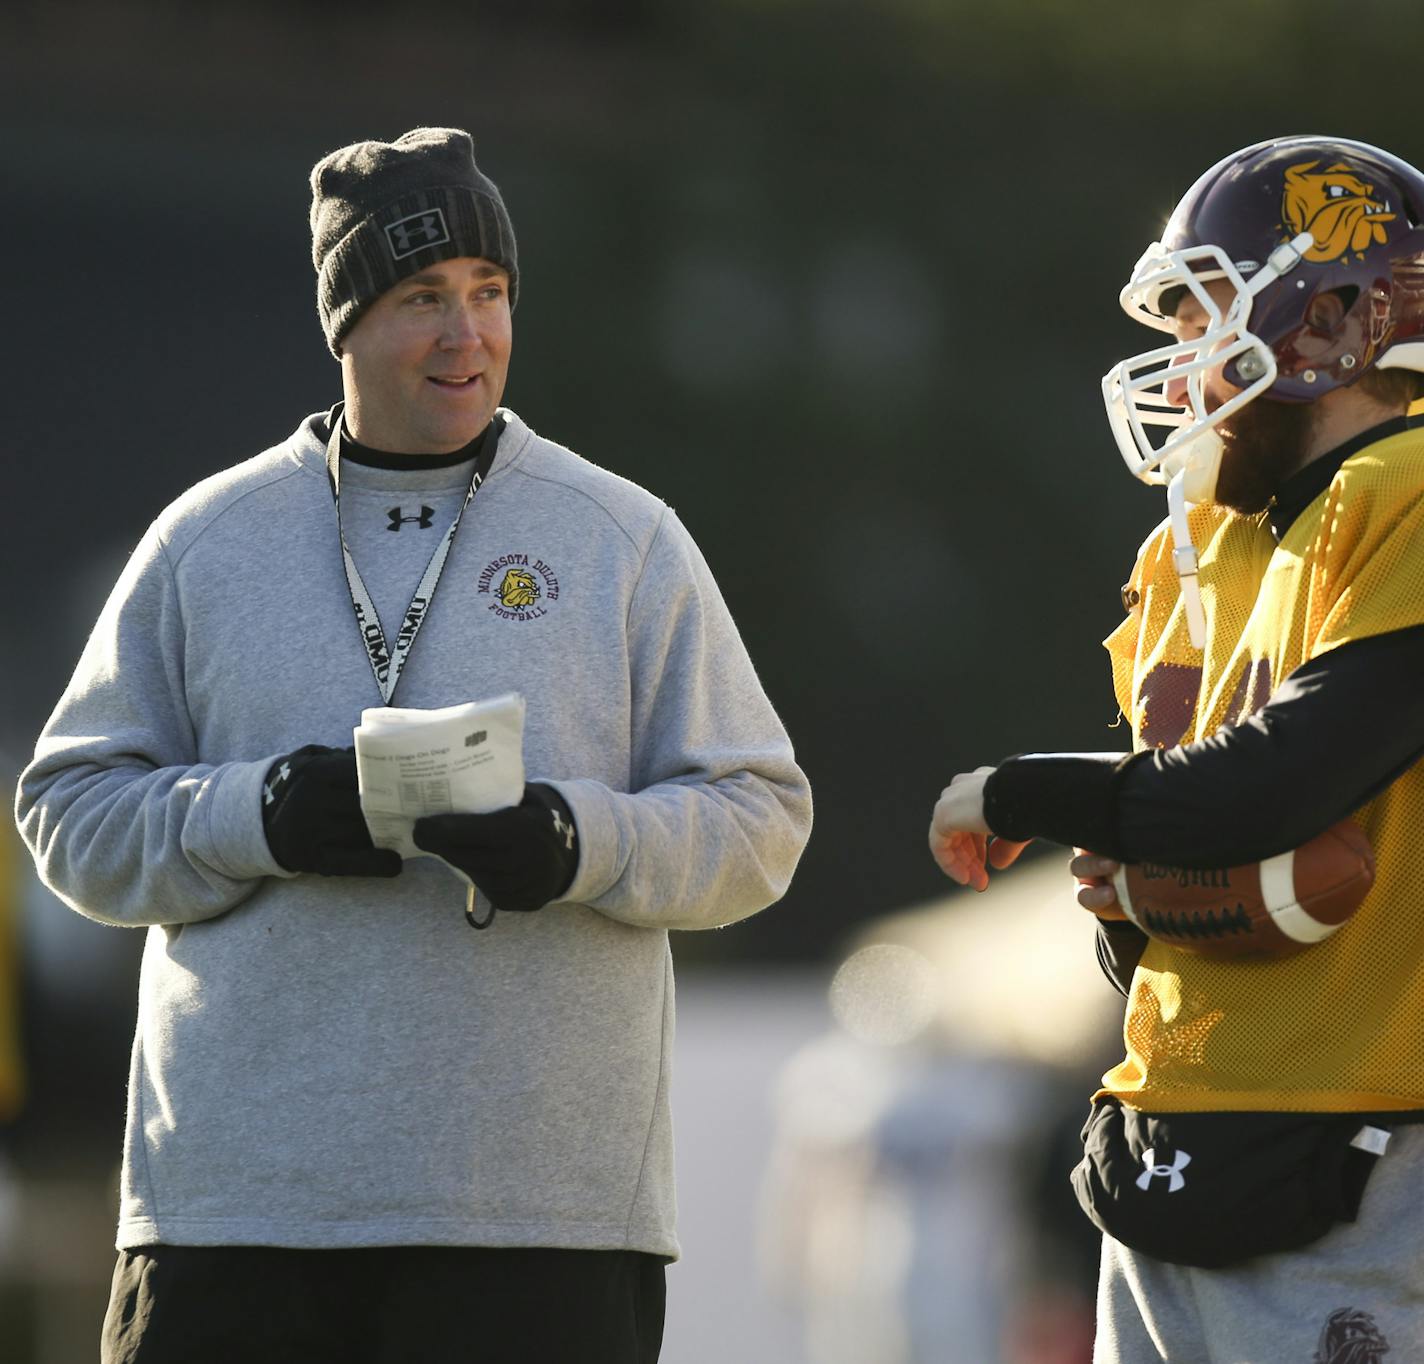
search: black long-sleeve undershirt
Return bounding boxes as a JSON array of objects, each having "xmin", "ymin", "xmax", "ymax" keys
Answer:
[
  {"xmin": 982, "ymin": 418, "xmax": 1424, "ymax": 994},
  {"xmin": 984, "ymin": 622, "xmax": 1424, "ymax": 868},
  {"xmin": 985, "ymin": 622, "xmax": 1424, "ymax": 997},
  {"xmin": 989, "ymin": 625, "xmax": 1424, "ymax": 997},
  {"xmin": 985, "ymin": 416, "xmax": 1424, "ymax": 868}
]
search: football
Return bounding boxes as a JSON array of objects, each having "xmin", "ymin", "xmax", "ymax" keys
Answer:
[{"xmin": 1110, "ymin": 820, "xmax": 1375, "ymax": 960}]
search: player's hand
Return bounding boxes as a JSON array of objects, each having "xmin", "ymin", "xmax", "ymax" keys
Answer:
[
  {"xmin": 929, "ymin": 767, "xmax": 1030, "ymax": 892},
  {"xmin": 1069, "ymin": 848, "xmax": 1129, "ymax": 921},
  {"xmin": 412, "ymin": 783, "xmax": 579, "ymax": 914},
  {"xmin": 262, "ymin": 745, "xmax": 403, "ymax": 879}
]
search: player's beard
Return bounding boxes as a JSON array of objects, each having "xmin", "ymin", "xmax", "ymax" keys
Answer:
[{"xmin": 1213, "ymin": 397, "xmax": 1314, "ymax": 514}]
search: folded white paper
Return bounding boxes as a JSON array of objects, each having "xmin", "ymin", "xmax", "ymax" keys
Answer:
[{"xmin": 354, "ymin": 693, "xmax": 526, "ymax": 861}]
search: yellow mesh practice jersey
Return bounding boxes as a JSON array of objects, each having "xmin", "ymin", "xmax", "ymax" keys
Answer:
[{"xmin": 1100, "ymin": 428, "xmax": 1424, "ymax": 1113}]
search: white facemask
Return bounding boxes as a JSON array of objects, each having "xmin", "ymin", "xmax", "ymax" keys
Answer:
[{"xmin": 1101, "ymin": 233, "xmax": 1312, "ymax": 646}]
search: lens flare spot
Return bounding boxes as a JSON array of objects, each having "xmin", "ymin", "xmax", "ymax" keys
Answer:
[{"xmin": 829, "ymin": 944, "xmax": 937, "ymax": 1047}]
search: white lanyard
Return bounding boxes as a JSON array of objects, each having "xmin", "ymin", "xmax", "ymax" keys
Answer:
[{"xmin": 325, "ymin": 410, "xmax": 500, "ymax": 705}]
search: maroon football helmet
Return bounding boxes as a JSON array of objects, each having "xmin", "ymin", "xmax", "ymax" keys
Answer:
[
  {"xmin": 1102, "ymin": 136, "xmax": 1424, "ymax": 646},
  {"xmin": 1107, "ymin": 136, "xmax": 1424, "ymax": 490},
  {"xmin": 1151, "ymin": 136, "xmax": 1424, "ymax": 399}
]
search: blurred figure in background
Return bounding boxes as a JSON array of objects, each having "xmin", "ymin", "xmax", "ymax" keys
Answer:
[{"xmin": 761, "ymin": 855, "xmax": 1113, "ymax": 1364}]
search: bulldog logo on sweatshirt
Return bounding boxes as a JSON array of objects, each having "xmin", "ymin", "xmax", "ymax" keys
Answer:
[
  {"xmin": 498, "ymin": 569, "xmax": 540, "ymax": 609},
  {"xmin": 477, "ymin": 553, "xmax": 561, "ymax": 622}
]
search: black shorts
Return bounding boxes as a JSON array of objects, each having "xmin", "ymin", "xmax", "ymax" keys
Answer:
[{"xmin": 101, "ymin": 1244, "xmax": 667, "ymax": 1364}]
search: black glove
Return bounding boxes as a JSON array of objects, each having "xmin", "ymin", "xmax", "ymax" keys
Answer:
[
  {"xmin": 261, "ymin": 745, "xmax": 402, "ymax": 879},
  {"xmin": 412, "ymin": 783, "xmax": 579, "ymax": 918}
]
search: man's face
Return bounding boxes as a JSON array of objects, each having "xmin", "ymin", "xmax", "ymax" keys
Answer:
[
  {"xmin": 340, "ymin": 257, "xmax": 512, "ymax": 454},
  {"xmin": 1167, "ymin": 278, "xmax": 1311, "ymax": 513}
]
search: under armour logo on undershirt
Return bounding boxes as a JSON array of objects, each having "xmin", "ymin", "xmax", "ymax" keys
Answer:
[
  {"xmin": 384, "ymin": 208, "xmax": 451, "ymax": 260},
  {"xmin": 388, "ymin": 506, "xmax": 435, "ymax": 531},
  {"xmin": 1136, "ymin": 1147, "xmax": 1192, "ymax": 1193},
  {"xmin": 263, "ymin": 761, "xmax": 291, "ymax": 807},
  {"xmin": 551, "ymin": 810, "xmax": 576, "ymax": 851}
]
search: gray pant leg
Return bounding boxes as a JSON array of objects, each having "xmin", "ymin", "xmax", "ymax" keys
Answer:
[
  {"xmin": 1095, "ymin": 1233, "xmax": 1203, "ymax": 1364},
  {"xmin": 1094, "ymin": 1123, "xmax": 1424, "ymax": 1364}
]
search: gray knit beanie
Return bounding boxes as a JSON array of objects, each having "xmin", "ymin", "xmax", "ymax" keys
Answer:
[{"xmin": 310, "ymin": 127, "xmax": 518, "ymax": 357}]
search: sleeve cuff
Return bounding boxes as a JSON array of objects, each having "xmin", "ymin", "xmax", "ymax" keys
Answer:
[
  {"xmin": 540, "ymin": 777, "xmax": 622, "ymax": 905},
  {"xmin": 193, "ymin": 758, "xmax": 296, "ymax": 882},
  {"xmin": 983, "ymin": 751, "xmax": 1133, "ymax": 855}
]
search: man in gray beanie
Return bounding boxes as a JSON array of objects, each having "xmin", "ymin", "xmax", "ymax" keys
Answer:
[
  {"xmin": 17, "ymin": 127, "xmax": 812, "ymax": 1363},
  {"xmin": 310, "ymin": 126, "xmax": 519, "ymax": 356}
]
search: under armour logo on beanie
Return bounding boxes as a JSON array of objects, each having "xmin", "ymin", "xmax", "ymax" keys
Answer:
[
  {"xmin": 385, "ymin": 209, "xmax": 451, "ymax": 260},
  {"xmin": 309, "ymin": 127, "xmax": 519, "ymax": 357}
]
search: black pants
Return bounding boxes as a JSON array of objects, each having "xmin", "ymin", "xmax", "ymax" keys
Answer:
[{"xmin": 101, "ymin": 1244, "xmax": 667, "ymax": 1364}]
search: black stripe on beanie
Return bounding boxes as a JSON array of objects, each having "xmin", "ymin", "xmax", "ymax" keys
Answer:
[{"xmin": 310, "ymin": 128, "xmax": 518, "ymax": 358}]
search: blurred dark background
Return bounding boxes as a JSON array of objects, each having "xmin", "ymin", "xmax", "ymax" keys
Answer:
[{"xmin": 3, "ymin": 0, "xmax": 1422, "ymax": 1355}]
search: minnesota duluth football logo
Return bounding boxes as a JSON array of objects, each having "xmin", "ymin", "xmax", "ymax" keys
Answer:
[
  {"xmin": 1283, "ymin": 160, "xmax": 1396, "ymax": 261},
  {"xmin": 477, "ymin": 553, "xmax": 561, "ymax": 622}
]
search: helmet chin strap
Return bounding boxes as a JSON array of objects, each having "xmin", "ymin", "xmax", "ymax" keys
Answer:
[
  {"xmin": 1166, "ymin": 468, "xmax": 1208, "ymax": 649},
  {"xmin": 1159, "ymin": 424, "xmax": 1222, "ymax": 651}
]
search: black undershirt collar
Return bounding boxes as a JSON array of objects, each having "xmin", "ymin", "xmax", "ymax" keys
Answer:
[
  {"xmin": 322, "ymin": 403, "xmax": 497, "ymax": 471},
  {"xmin": 1267, "ymin": 415, "xmax": 1410, "ymax": 541}
]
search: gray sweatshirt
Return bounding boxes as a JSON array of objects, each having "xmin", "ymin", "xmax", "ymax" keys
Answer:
[{"xmin": 16, "ymin": 409, "xmax": 812, "ymax": 1259}]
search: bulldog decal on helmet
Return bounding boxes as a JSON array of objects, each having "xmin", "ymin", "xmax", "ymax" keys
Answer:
[{"xmin": 1282, "ymin": 160, "xmax": 1397, "ymax": 262}]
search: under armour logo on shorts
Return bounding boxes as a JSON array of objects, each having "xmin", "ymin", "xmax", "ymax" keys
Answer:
[
  {"xmin": 385, "ymin": 208, "xmax": 451, "ymax": 261},
  {"xmin": 1136, "ymin": 1147, "xmax": 1192, "ymax": 1192}
]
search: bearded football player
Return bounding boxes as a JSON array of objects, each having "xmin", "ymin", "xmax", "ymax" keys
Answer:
[{"xmin": 928, "ymin": 136, "xmax": 1424, "ymax": 1361}]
